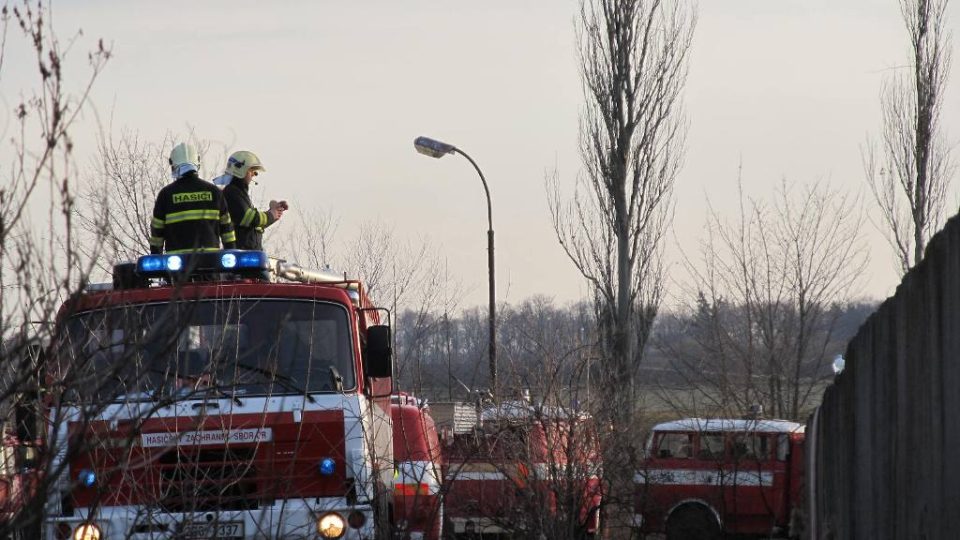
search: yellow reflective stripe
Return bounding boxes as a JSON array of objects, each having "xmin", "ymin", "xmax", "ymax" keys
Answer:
[
  {"xmin": 149, "ymin": 236, "xmax": 164, "ymax": 247},
  {"xmin": 239, "ymin": 208, "xmax": 257, "ymax": 227},
  {"xmin": 166, "ymin": 247, "xmax": 222, "ymax": 254},
  {"xmin": 164, "ymin": 209, "xmax": 221, "ymax": 224},
  {"xmin": 257, "ymin": 211, "xmax": 269, "ymax": 227},
  {"xmin": 151, "ymin": 217, "xmax": 165, "ymax": 228},
  {"xmin": 221, "ymin": 231, "xmax": 237, "ymax": 243},
  {"xmin": 220, "ymin": 212, "xmax": 232, "ymax": 225}
]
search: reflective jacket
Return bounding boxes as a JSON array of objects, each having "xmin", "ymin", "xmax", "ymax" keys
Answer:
[
  {"xmin": 149, "ymin": 172, "xmax": 236, "ymax": 254},
  {"xmin": 223, "ymin": 177, "xmax": 277, "ymax": 251}
]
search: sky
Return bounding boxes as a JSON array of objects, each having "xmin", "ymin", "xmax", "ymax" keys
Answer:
[{"xmin": 5, "ymin": 0, "xmax": 960, "ymax": 308}]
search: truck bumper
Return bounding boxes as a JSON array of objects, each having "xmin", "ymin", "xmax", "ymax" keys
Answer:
[{"xmin": 44, "ymin": 499, "xmax": 376, "ymax": 539}]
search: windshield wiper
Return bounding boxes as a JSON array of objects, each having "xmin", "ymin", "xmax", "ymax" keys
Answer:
[
  {"xmin": 236, "ymin": 362, "xmax": 316, "ymax": 404},
  {"xmin": 329, "ymin": 366, "xmax": 344, "ymax": 393},
  {"xmin": 146, "ymin": 369, "xmax": 244, "ymax": 406},
  {"xmin": 210, "ymin": 386, "xmax": 244, "ymax": 406}
]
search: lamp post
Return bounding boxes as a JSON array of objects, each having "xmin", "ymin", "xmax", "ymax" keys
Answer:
[{"xmin": 414, "ymin": 136, "xmax": 497, "ymax": 397}]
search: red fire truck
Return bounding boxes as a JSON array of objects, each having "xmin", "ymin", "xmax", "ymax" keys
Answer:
[
  {"xmin": 634, "ymin": 418, "xmax": 805, "ymax": 540},
  {"xmin": 0, "ymin": 433, "xmax": 39, "ymax": 530},
  {"xmin": 390, "ymin": 394, "xmax": 442, "ymax": 540},
  {"xmin": 442, "ymin": 401, "xmax": 601, "ymax": 538},
  {"xmin": 42, "ymin": 250, "xmax": 399, "ymax": 540}
]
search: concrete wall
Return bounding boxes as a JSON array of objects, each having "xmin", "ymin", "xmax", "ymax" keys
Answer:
[{"xmin": 807, "ymin": 213, "xmax": 960, "ymax": 539}]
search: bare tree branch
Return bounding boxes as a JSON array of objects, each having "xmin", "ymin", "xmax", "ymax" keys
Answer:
[{"xmin": 865, "ymin": 0, "xmax": 954, "ymax": 275}]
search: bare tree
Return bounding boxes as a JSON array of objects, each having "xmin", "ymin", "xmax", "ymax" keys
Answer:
[
  {"xmin": 549, "ymin": 0, "xmax": 695, "ymax": 410},
  {"xmin": 277, "ymin": 207, "xmax": 339, "ymax": 270},
  {"xmin": 548, "ymin": 0, "xmax": 695, "ymax": 529},
  {"xmin": 0, "ymin": 1, "xmax": 112, "ymax": 536},
  {"xmin": 77, "ymin": 129, "xmax": 231, "ymax": 271},
  {"xmin": 661, "ymin": 177, "xmax": 868, "ymax": 421},
  {"xmin": 338, "ymin": 221, "xmax": 463, "ymax": 394},
  {"xmin": 865, "ymin": 0, "xmax": 953, "ymax": 275},
  {"xmin": 77, "ymin": 130, "xmax": 167, "ymax": 266}
]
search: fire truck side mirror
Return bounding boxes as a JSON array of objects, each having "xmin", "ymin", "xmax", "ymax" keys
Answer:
[
  {"xmin": 364, "ymin": 325, "xmax": 393, "ymax": 379},
  {"xmin": 15, "ymin": 342, "xmax": 43, "ymax": 443}
]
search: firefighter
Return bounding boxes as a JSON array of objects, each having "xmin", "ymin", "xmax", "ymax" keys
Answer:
[
  {"xmin": 216, "ymin": 150, "xmax": 287, "ymax": 251},
  {"xmin": 149, "ymin": 142, "xmax": 237, "ymax": 254}
]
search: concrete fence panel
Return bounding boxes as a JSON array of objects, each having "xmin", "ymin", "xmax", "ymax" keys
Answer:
[{"xmin": 807, "ymin": 214, "xmax": 960, "ymax": 539}]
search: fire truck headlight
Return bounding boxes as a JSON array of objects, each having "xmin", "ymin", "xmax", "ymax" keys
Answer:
[
  {"xmin": 72, "ymin": 522, "xmax": 101, "ymax": 540},
  {"xmin": 221, "ymin": 253, "xmax": 237, "ymax": 269},
  {"xmin": 78, "ymin": 469, "xmax": 96, "ymax": 488},
  {"xmin": 317, "ymin": 512, "xmax": 345, "ymax": 538},
  {"xmin": 318, "ymin": 457, "xmax": 336, "ymax": 476}
]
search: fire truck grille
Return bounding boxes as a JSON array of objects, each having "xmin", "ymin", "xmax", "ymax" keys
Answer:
[{"xmin": 157, "ymin": 448, "xmax": 261, "ymax": 511}]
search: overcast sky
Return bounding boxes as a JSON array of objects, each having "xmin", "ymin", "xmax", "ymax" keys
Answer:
[{"xmin": 5, "ymin": 0, "xmax": 959, "ymax": 308}]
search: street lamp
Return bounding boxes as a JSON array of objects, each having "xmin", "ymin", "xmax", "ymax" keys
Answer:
[{"xmin": 414, "ymin": 135, "xmax": 497, "ymax": 397}]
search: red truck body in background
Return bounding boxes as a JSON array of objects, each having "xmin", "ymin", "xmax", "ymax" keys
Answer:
[
  {"xmin": 634, "ymin": 418, "xmax": 805, "ymax": 539},
  {"xmin": 441, "ymin": 401, "xmax": 601, "ymax": 538},
  {"xmin": 391, "ymin": 394, "xmax": 443, "ymax": 540},
  {"xmin": 0, "ymin": 435, "xmax": 39, "ymax": 528}
]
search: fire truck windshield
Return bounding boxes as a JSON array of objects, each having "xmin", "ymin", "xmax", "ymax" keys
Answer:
[{"xmin": 59, "ymin": 299, "xmax": 356, "ymax": 401}]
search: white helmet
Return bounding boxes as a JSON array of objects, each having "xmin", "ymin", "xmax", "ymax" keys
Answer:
[
  {"xmin": 225, "ymin": 150, "xmax": 265, "ymax": 178},
  {"xmin": 169, "ymin": 142, "xmax": 200, "ymax": 169}
]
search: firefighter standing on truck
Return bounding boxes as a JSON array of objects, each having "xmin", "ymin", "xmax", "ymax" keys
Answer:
[
  {"xmin": 149, "ymin": 142, "xmax": 236, "ymax": 254},
  {"xmin": 214, "ymin": 150, "xmax": 287, "ymax": 251}
]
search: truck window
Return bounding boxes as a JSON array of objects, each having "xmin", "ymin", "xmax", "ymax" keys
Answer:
[
  {"xmin": 60, "ymin": 299, "xmax": 355, "ymax": 401},
  {"xmin": 17, "ymin": 446, "xmax": 37, "ymax": 469},
  {"xmin": 698, "ymin": 433, "xmax": 725, "ymax": 460},
  {"xmin": 0, "ymin": 446, "xmax": 13, "ymax": 477},
  {"xmin": 777, "ymin": 433, "xmax": 791, "ymax": 461},
  {"xmin": 655, "ymin": 433, "xmax": 692, "ymax": 459},
  {"xmin": 731, "ymin": 433, "xmax": 773, "ymax": 461}
]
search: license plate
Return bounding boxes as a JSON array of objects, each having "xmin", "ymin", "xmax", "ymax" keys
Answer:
[{"xmin": 181, "ymin": 521, "xmax": 244, "ymax": 539}]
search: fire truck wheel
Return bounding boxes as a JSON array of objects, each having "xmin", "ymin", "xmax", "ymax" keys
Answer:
[{"xmin": 665, "ymin": 504, "xmax": 721, "ymax": 540}]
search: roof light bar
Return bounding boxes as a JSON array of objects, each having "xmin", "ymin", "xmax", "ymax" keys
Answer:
[{"xmin": 133, "ymin": 250, "xmax": 269, "ymax": 279}]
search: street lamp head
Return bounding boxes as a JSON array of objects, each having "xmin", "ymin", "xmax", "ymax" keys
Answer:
[{"xmin": 414, "ymin": 136, "xmax": 455, "ymax": 159}]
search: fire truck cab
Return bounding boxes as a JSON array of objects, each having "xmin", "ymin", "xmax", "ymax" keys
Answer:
[
  {"xmin": 43, "ymin": 250, "xmax": 397, "ymax": 540},
  {"xmin": 634, "ymin": 418, "xmax": 805, "ymax": 540}
]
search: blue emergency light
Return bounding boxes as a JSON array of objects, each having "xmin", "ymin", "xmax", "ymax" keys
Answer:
[
  {"xmin": 133, "ymin": 250, "xmax": 270, "ymax": 280},
  {"xmin": 137, "ymin": 255, "xmax": 166, "ymax": 273},
  {"xmin": 78, "ymin": 469, "xmax": 96, "ymax": 488},
  {"xmin": 235, "ymin": 250, "xmax": 268, "ymax": 269},
  {"xmin": 319, "ymin": 457, "xmax": 336, "ymax": 476},
  {"xmin": 166, "ymin": 255, "xmax": 183, "ymax": 271}
]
